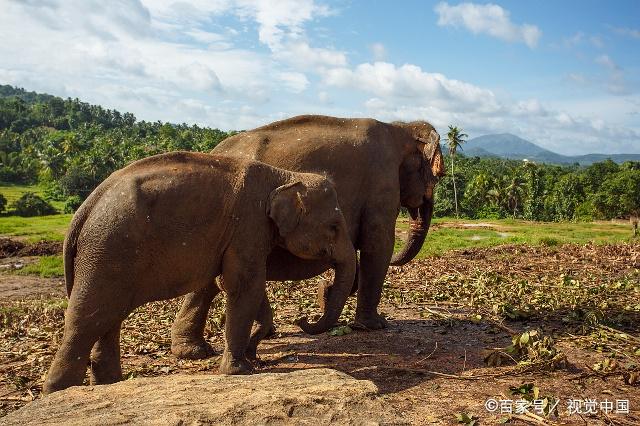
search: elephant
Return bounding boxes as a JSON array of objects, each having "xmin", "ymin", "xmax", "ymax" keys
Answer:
[
  {"xmin": 632, "ymin": 213, "xmax": 638, "ymax": 237},
  {"xmin": 43, "ymin": 151, "xmax": 356, "ymax": 394},
  {"xmin": 171, "ymin": 115, "xmax": 445, "ymax": 359}
]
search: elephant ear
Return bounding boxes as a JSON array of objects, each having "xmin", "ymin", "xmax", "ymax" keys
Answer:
[
  {"xmin": 417, "ymin": 130, "xmax": 446, "ymax": 178},
  {"xmin": 268, "ymin": 181, "xmax": 308, "ymax": 237}
]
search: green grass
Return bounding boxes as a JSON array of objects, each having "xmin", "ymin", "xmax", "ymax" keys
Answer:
[
  {"xmin": 14, "ymin": 255, "xmax": 64, "ymax": 277},
  {"xmin": 0, "ymin": 214, "xmax": 72, "ymax": 242},
  {"xmin": 394, "ymin": 217, "xmax": 636, "ymax": 258},
  {"xmin": 0, "ymin": 183, "xmax": 65, "ymax": 212}
]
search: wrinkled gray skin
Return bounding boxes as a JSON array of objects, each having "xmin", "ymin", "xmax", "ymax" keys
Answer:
[
  {"xmin": 43, "ymin": 152, "xmax": 356, "ymax": 394},
  {"xmin": 171, "ymin": 115, "xmax": 445, "ymax": 360}
]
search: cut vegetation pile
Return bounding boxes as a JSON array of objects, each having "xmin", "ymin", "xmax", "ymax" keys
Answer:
[{"xmin": 1, "ymin": 242, "xmax": 639, "ymax": 424}]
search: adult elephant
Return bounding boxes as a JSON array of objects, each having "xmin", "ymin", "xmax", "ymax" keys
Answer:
[{"xmin": 171, "ymin": 115, "xmax": 445, "ymax": 359}]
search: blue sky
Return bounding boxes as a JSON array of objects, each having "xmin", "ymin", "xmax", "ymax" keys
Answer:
[{"xmin": 1, "ymin": 0, "xmax": 639, "ymax": 155}]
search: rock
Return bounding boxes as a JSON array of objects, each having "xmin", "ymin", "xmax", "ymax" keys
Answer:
[{"xmin": 4, "ymin": 368, "xmax": 402, "ymax": 425}]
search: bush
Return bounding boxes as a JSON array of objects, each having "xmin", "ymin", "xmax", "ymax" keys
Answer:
[
  {"xmin": 10, "ymin": 192, "xmax": 57, "ymax": 217},
  {"xmin": 42, "ymin": 181, "xmax": 67, "ymax": 201},
  {"xmin": 574, "ymin": 200, "xmax": 595, "ymax": 222},
  {"xmin": 0, "ymin": 193, "xmax": 6, "ymax": 213},
  {"xmin": 475, "ymin": 204, "xmax": 503, "ymax": 220},
  {"xmin": 63, "ymin": 195, "xmax": 83, "ymax": 213},
  {"xmin": 58, "ymin": 164, "xmax": 102, "ymax": 198},
  {"xmin": 538, "ymin": 236, "xmax": 560, "ymax": 247}
]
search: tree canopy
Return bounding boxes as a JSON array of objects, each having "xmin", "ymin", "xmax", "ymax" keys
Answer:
[
  {"xmin": 0, "ymin": 85, "xmax": 232, "ymax": 199},
  {"xmin": 434, "ymin": 155, "xmax": 640, "ymax": 221}
]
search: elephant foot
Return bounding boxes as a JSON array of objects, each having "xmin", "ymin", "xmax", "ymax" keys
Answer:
[
  {"xmin": 245, "ymin": 343, "xmax": 258, "ymax": 361},
  {"xmin": 264, "ymin": 324, "xmax": 277, "ymax": 339},
  {"xmin": 246, "ymin": 324, "xmax": 277, "ymax": 361},
  {"xmin": 352, "ymin": 311, "xmax": 388, "ymax": 330},
  {"xmin": 90, "ymin": 361, "xmax": 122, "ymax": 386},
  {"xmin": 219, "ymin": 352, "xmax": 254, "ymax": 375},
  {"xmin": 171, "ymin": 339, "xmax": 216, "ymax": 360}
]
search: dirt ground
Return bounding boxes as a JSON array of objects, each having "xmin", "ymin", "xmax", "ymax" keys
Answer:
[{"xmin": 1, "ymin": 242, "xmax": 639, "ymax": 425}]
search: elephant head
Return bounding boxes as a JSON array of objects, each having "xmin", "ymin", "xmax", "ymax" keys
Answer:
[
  {"xmin": 391, "ymin": 121, "xmax": 446, "ymax": 265},
  {"xmin": 267, "ymin": 177, "xmax": 356, "ymax": 334}
]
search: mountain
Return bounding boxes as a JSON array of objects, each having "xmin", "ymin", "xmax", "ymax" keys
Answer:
[{"xmin": 460, "ymin": 133, "xmax": 640, "ymax": 165}]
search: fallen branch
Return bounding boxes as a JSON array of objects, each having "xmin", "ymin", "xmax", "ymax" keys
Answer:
[
  {"xmin": 379, "ymin": 365, "xmax": 501, "ymax": 380},
  {"xmin": 509, "ymin": 412, "xmax": 552, "ymax": 425}
]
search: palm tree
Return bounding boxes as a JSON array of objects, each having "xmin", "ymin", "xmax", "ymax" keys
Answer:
[
  {"xmin": 505, "ymin": 175, "xmax": 525, "ymax": 218},
  {"xmin": 446, "ymin": 125, "xmax": 468, "ymax": 218},
  {"xmin": 486, "ymin": 187, "xmax": 504, "ymax": 209}
]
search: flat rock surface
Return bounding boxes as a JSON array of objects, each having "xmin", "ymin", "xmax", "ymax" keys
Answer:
[{"xmin": 3, "ymin": 368, "xmax": 401, "ymax": 425}]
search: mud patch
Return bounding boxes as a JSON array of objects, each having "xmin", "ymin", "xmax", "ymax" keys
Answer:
[
  {"xmin": 0, "ymin": 238, "xmax": 62, "ymax": 258},
  {"xmin": 0, "ymin": 275, "xmax": 64, "ymax": 299}
]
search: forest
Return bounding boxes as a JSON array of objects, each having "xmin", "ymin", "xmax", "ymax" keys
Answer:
[{"xmin": 1, "ymin": 84, "xmax": 638, "ymax": 221}]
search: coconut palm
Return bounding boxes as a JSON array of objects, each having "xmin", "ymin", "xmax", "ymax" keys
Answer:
[
  {"xmin": 464, "ymin": 172, "xmax": 492, "ymax": 213},
  {"xmin": 446, "ymin": 125, "xmax": 468, "ymax": 218},
  {"xmin": 505, "ymin": 175, "xmax": 526, "ymax": 218}
]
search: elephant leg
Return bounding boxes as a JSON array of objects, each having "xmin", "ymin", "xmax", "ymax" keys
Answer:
[
  {"xmin": 43, "ymin": 292, "xmax": 124, "ymax": 394},
  {"xmin": 171, "ymin": 283, "xmax": 220, "ymax": 359},
  {"xmin": 317, "ymin": 257, "xmax": 360, "ymax": 310},
  {"xmin": 43, "ymin": 328, "xmax": 95, "ymax": 394},
  {"xmin": 246, "ymin": 292, "xmax": 274, "ymax": 361},
  {"xmin": 218, "ymin": 253, "xmax": 265, "ymax": 375},
  {"xmin": 90, "ymin": 325, "xmax": 122, "ymax": 385},
  {"xmin": 353, "ymin": 209, "xmax": 396, "ymax": 330}
]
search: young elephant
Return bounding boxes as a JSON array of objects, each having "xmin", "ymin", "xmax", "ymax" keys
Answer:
[{"xmin": 43, "ymin": 152, "xmax": 356, "ymax": 394}]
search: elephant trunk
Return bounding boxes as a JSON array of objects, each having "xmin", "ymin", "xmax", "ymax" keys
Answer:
[
  {"xmin": 296, "ymin": 240, "xmax": 356, "ymax": 335},
  {"xmin": 389, "ymin": 196, "xmax": 434, "ymax": 266}
]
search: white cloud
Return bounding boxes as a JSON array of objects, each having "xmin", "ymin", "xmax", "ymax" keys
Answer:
[
  {"xmin": 553, "ymin": 31, "xmax": 605, "ymax": 51},
  {"xmin": 317, "ymin": 91, "xmax": 330, "ymax": 104},
  {"xmin": 612, "ymin": 26, "xmax": 640, "ymax": 39},
  {"xmin": 435, "ymin": 2, "xmax": 541, "ymax": 48},
  {"xmin": 140, "ymin": 0, "xmax": 346, "ymax": 69},
  {"xmin": 273, "ymin": 42, "xmax": 347, "ymax": 70},
  {"xmin": 232, "ymin": 0, "xmax": 346, "ymax": 69},
  {"xmin": 606, "ymin": 74, "xmax": 630, "ymax": 96},
  {"xmin": 278, "ymin": 72, "xmax": 309, "ymax": 93},
  {"xmin": 595, "ymin": 55, "xmax": 631, "ymax": 95},
  {"xmin": 590, "ymin": 35, "xmax": 604, "ymax": 48},
  {"xmin": 324, "ymin": 62, "xmax": 501, "ymax": 113},
  {"xmin": 180, "ymin": 63, "xmax": 222, "ymax": 92},
  {"xmin": 567, "ymin": 73, "xmax": 588, "ymax": 85},
  {"xmin": 364, "ymin": 98, "xmax": 386, "ymax": 109},
  {"xmin": 235, "ymin": 0, "xmax": 331, "ymax": 48},
  {"xmin": 369, "ymin": 43, "xmax": 386, "ymax": 61},
  {"xmin": 185, "ymin": 29, "xmax": 232, "ymax": 48},
  {"xmin": 563, "ymin": 32, "xmax": 584, "ymax": 48},
  {"xmin": 596, "ymin": 54, "xmax": 617, "ymax": 70}
]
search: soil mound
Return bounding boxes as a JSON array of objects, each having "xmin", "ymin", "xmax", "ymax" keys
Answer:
[{"xmin": 0, "ymin": 238, "xmax": 62, "ymax": 258}]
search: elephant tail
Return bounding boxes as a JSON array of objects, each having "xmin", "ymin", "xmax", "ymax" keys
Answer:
[{"xmin": 63, "ymin": 181, "xmax": 111, "ymax": 297}]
